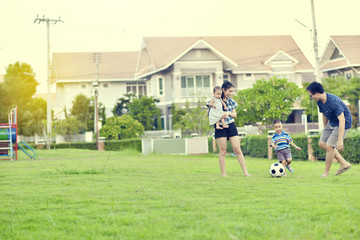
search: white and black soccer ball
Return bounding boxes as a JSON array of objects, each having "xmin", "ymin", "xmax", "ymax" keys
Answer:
[{"xmin": 269, "ymin": 162, "xmax": 284, "ymax": 177}]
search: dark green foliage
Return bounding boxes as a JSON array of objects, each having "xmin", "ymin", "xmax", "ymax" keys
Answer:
[
  {"xmin": 288, "ymin": 134, "xmax": 309, "ymax": 160},
  {"xmin": 309, "ymin": 136, "xmax": 325, "ymax": 160},
  {"xmin": 241, "ymin": 135, "xmax": 269, "ymax": 158},
  {"xmin": 234, "ymin": 77, "xmax": 303, "ymax": 128},
  {"xmin": 342, "ymin": 135, "xmax": 360, "ymax": 164},
  {"xmin": 128, "ymin": 96, "xmax": 162, "ymax": 130}
]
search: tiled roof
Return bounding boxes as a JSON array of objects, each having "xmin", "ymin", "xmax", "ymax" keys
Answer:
[
  {"xmin": 136, "ymin": 35, "xmax": 313, "ymax": 77},
  {"xmin": 331, "ymin": 35, "xmax": 360, "ymax": 64},
  {"xmin": 52, "ymin": 52, "xmax": 139, "ymax": 81}
]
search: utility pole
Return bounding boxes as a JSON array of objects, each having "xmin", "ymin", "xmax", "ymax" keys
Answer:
[
  {"xmin": 34, "ymin": 15, "xmax": 64, "ymax": 149},
  {"xmin": 93, "ymin": 53, "xmax": 100, "ymax": 150},
  {"xmin": 310, "ymin": 0, "xmax": 324, "ymax": 131}
]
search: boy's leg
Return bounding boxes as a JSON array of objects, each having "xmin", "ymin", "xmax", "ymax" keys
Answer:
[
  {"xmin": 286, "ymin": 158, "xmax": 294, "ymax": 172},
  {"xmin": 281, "ymin": 160, "xmax": 287, "ymax": 176}
]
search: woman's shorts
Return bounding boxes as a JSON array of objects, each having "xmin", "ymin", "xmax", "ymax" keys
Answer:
[{"xmin": 214, "ymin": 122, "xmax": 238, "ymax": 140}]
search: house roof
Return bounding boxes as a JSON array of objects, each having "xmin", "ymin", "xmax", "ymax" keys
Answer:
[
  {"xmin": 135, "ymin": 35, "xmax": 313, "ymax": 78},
  {"xmin": 52, "ymin": 52, "xmax": 139, "ymax": 81},
  {"xmin": 320, "ymin": 35, "xmax": 360, "ymax": 71}
]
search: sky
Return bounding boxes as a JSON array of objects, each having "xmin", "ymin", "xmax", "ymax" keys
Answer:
[{"xmin": 1, "ymin": 0, "xmax": 360, "ymax": 93}]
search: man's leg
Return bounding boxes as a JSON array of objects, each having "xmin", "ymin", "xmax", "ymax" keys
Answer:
[
  {"xmin": 319, "ymin": 141, "xmax": 349, "ymax": 165},
  {"xmin": 321, "ymin": 144, "xmax": 335, "ymax": 177}
]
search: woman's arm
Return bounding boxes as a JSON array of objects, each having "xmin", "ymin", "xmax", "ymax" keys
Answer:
[{"xmin": 228, "ymin": 109, "xmax": 237, "ymax": 118}]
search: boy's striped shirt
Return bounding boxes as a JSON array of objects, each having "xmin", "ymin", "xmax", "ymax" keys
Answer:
[{"xmin": 271, "ymin": 132, "xmax": 292, "ymax": 151}]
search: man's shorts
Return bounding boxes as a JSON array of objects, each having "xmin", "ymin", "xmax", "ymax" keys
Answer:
[
  {"xmin": 275, "ymin": 147, "xmax": 292, "ymax": 162},
  {"xmin": 214, "ymin": 122, "xmax": 238, "ymax": 140},
  {"xmin": 320, "ymin": 123, "xmax": 349, "ymax": 148}
]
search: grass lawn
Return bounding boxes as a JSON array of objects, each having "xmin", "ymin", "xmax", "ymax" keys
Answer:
[{"xmin": 0, "ymin": 149, "xmax": 359, "ymax": 240}]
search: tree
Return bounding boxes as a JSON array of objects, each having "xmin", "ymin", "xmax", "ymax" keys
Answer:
[
  {"xmin": 99, "ymin": 115, "xmax": 144, "ymax": 140},
  {"xmin": 70, "ymin": 94, "xmax": 106, "ymax": 132},
  {"xmin": 70, "ymin": 94, "xmax": 91, "ymax": 132},
  {"xmin": 234, "ymin": 77, "xmax": 303, "ymax": 129},
  {"xmin": 21, "ymin": 98, "xmax": 47, "ymax": 137},
  {"xmin": 53, "ymin": 117, "xmax": 86, "ymax": 136},
  {"xmin": 173, "ymin": 100, "xmax": 210, "ymax": 136},
  {"xmin": 0, "ymin": 62, "xmax": 39, "ymax": 130},
  {"xmin": 321, "ymin": 77, "xmax": 360, "ymax": 127},
  {"xmin": 128, "ymin": 96, "xmax": 162, "ymax": 130},
  {"xmin": 112, "ymin": 93, "xmax": 137, "ymax": 116}
]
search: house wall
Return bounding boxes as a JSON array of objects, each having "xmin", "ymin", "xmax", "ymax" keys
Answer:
[{"xmin": 55, "ymin": 81, "xmax": 128, "ymax": 118}]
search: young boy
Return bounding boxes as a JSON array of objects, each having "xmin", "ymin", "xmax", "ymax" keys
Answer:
[{"xmin": 271, "ymin": 120, "xmax": 301, "ymax": 176}]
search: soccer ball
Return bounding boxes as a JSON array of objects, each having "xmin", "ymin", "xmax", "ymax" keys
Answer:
[{"xmin": 269, "ymin": 162, "xmax": 285, "ymax": 177}]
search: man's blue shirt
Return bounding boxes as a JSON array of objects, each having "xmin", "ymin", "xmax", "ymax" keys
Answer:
[{"xmin": 317, "ymin": 93, "xmax": 352, "ymax": 129}]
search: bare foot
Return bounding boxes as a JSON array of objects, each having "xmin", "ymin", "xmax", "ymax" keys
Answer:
[
  {"xmin": 320, "ymin": 173, "xmax": 329, "ymax": 177},
  {"xmin": 222, "ymin": 174, "xmax": 228, "ymax": 177},
  {"xmin": 244, "ymin": 173, "xmax": 251, "ymax": 177}
]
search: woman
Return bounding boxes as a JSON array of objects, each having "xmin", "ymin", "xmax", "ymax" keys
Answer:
[{"xmin": 215, "ymin": 81, "xmax": 250, "ymax": 177}]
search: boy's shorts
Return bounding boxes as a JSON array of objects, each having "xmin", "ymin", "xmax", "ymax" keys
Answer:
[
  {"xmin": 320, "ymin": 123, "xmax": 349, "ymax": 148},
  {"xmin": 275, "ymin": 148, "xmax": 292, "ymax": 162},
  {"xmin": 214, "ymin": 122, "xmax": 238, "ymax": 140}
]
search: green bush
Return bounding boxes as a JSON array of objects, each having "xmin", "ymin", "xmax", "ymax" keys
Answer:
[
  {"xmin": 104, "ymin": 139, "xmax": 141, "ymax": 152},
  {"xmin": 38, "ymin": 139, "xmax": 142, "ymax": 152},
  {"xmin": 288, "ymin": 134, "xmax": 309, "ymax": 160},
  {"xmin": 241, "ymin": 135, "xmax": 268, "ymax": 158}
]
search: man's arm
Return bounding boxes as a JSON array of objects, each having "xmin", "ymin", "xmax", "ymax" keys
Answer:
[{"xmin": 337, "ymin": 113, "xmax": 345, "ymax": 151}]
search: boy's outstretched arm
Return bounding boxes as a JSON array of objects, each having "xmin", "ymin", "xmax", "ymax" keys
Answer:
[{"xmin": 290, "ymin": 142, "xmax": 301, "ymax": 150}]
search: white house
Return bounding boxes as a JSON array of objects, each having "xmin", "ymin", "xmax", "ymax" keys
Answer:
[{"xmin": 51, "ymin": 35, "xmax": 314, "ymax": 130}]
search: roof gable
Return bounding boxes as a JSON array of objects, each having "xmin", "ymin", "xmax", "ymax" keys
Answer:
[
  {"xmin": 320, "ymin": 35, "xmax": 360, "ymax": 69},
  {"xmin": 264, "ymin": 50, "xmax": 299, "ymax": 65},
  {"xmin": 136, "ymin": 35, "xmax": 313, "ymax": 77}
]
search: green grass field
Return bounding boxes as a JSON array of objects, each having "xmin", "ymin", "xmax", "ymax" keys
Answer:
[{"xmin": 0, "ymin": 149, "xmax": 359, "ymax": 240}]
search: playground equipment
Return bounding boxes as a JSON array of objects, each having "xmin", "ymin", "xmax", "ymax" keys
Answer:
[{"xmin": 0, "ymin": 107, "xmax": 37, "ymax": 160}]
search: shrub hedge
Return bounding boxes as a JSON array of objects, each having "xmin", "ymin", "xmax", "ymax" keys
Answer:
[{"xmin": 31, "ymin": 139, "xmax": 142, "ymax": 152}]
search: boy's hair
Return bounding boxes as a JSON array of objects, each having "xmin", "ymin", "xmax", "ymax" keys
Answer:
[
  {"xmin": 213, "ymin": 86, "xmax": 221, "ymax": 93},
  {"xmin": 306, "ymin": 81, "xmax": 324, "ymax": 94},
  {"xmin": 273, "ymin": 120, "xmax": 282, "ymax": 125}
]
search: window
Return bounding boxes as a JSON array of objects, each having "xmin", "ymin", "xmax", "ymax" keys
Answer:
[
  {"xmin": 126, "ymin": 83, "xmax": 147, "ymax": 96},
  {"xmin": 102, "ymin": 83, "xmax": 109, "ymax": 89},
  {"xmin": 160, "ymin": 116, "xmax": 165, "ymax": 130},
  {"xmin": 223, "ymin": 74, "xmax": 230, "ymax": 82},
  {"xmin": 158, "ymin": 77, "xmax": 164, "ymax": 96},
  {"xmin": 244, "ymin": 73, "xmax": 253, "ymax": 79},
  {"xmin": 80, "ymin": 83, "xmax": 87, "ymax": 89},
  {"xmin": 344, "ymin": 70, "xmax": 353, "ymax": 80},
  {"xmin": 181, "ymin": 75, "xmax": 210, "ymax": 98}
]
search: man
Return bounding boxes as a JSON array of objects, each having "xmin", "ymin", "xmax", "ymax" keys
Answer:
[{"xmin": 306, "ymin": 82, "xmax": 352, "ymax": 177}]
